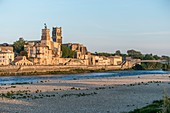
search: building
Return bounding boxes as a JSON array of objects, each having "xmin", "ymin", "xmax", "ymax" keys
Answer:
[
  {"xmin": 91, "ymin": 56, "xmax": 111, "ymax": 66},
  {"xmin": 109, "ymin": 55, "xmax": 123, "ymax": 66},
  {"xmin": 63, "ymin": 43, "xmax": 92, "ymax": 65},
  {"xmin": 12, "ymin": 56, "xmax": 33, "ymax": 65},
  {"xmin": 24, "ymin": 24, "xmax": 62, "ymax": 65},
  {"xmin": 63, "ymin": 43, "xmax": 89, "ymax": 59},
  {"xmin": 0, "ymin": 44, "xmax": 14, "ymax": 65},
  {"xmin": 24, "ymin": 24, "xmax": 123, "ymax": 66}
]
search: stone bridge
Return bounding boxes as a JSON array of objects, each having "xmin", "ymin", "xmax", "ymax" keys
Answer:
[
  {"xmin": 123, "ymin": 59, "xmax": 168, "ymax": 68},
  {"xmin": 134, "ymin": 60, "xmax": 167, "ymax": 64}
]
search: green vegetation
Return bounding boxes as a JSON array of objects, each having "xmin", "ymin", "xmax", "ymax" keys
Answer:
[
  {"xmin": 61, "ymin": 92, "xmax": 97, "ymax": 98},
  {"xmin": 62, "ymin": 45, "xmax": 76, "ymax": 58},
  {"xmin": 92, "ymin": 52, "xmax": 114, "ymax": 57},
  {"xmin": 128, "ymin": 89, "xmax": 170, "ymax": 113},
  {"xmin": 115, "ymin": 50, "xmax": 122, "ymax": 56},
  {"xmin": 128, "ymin": 100, "xmax": 162, "ymax": 113},
  {"xmin": 127, "ymin": 49, "xmax": 144, "ymax": 59},
  {"xmin": 0, "ymin": 89, "xmax": 57, "ymax": 100},
  {"xmin": 13, "ymin": 38, "xmax": 28, "ymax": 57},
  {"xmin": 162, "ymin": 89, "xmax": 170, "ymax": 113},
  {"xmin": 132, "ymin": 53, "xmax": 169, "ymax": 70}
]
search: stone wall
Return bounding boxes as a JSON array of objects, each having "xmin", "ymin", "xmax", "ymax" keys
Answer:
[{"xmin": 0, "ymin": 65, "xmax": 122, "ymax": 73}]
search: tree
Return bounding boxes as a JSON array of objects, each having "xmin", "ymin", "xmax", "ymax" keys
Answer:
[
  {"xmin": 127, "ymin": 49, "xmax": 143, "ymax": 59},
  {"xmin": 141, "ymin": 54, "xmax": 162, "ymax": 70},
  {"xmin": 132, "ymin": 64, "xmax": 144, "ymax": 70},
  {"xmin": 92, "ymin": 52, "xmax": 114, "ymax": 57},
  {"xmin": 20, "ymin": 50, "xmax": 28, "ymax": 58},
  {"xmin": 115, "ymin": 50, "xmax": 121, "ymax": 56},
  {"xmin": 153, "ymin": 55, "xmax": 160, "ymax": 60},
  {"xmin": 13, "ymin": 38, "xmax": 25, "ymax": 55},
  {"xmin": 143, "ymin": 54, "xmax": 154, "ymax": 60},
  {"xmin": 62, "ymin": 45, "xmax": 76, "ymax": 58},
  {"xmin": 161, "ymin": 56, "xmax": 169, "ymax": 60}
]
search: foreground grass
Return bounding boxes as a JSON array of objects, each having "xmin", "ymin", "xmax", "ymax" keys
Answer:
[
  {"xmin": 128, "ymin": 91, "xmax": 170, "ymax": 113},
  {"xmin": 128, "ymin": 100, "xmax": 162, "ymax": 113}
]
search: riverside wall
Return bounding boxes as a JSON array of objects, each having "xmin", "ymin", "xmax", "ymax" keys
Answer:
[{"xmin": 0, "ymin": 65, "xmax": 122, "ymax": 73}]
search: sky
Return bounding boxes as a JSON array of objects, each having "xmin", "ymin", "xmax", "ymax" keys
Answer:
[{"xmin": 0, "ymin": 0, "xmax": 170, "ymax": 56}]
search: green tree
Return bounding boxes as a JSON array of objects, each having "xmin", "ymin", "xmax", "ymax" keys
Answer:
[
  {"xmin": 92, "ymin": 52, "xmax": 114, "ymax": 57},
  {"xmin": 62, "ymin": 45, "xmax": 76, "ymax": 58},
  {"xmin": 161, "ymin": 56, "xmax": 169, "ymax": 60},
  {"xmin": 13, "ymin": 38, "xmax": 25, "ymax": 55},
  {"xmin": 143, "ymin": 54, "xmax": 154, "ymax": 60},
  {"xmin": 127, "ymin": 49, "xmax": 143, "ymax": 59},
  {"xmin": 115, "ymin": 50, "xmax": 121, "ymax": 56},
  {"xmin": 141, "ymin": 54, "xmax": 162, "ymax": 70},
  {"xmin": 153, "ymin": 55, "xmax": 160, "ymax": 60}
]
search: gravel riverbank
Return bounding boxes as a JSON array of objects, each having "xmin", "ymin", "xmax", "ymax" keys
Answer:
[{"xmin": 0, "ymin": 74, "xmax": 170, "ymax": 113}]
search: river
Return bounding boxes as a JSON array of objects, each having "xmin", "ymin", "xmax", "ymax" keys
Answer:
[{"xmin": 0, "ymin": 70, "xmax": 170, "ymax": 85}]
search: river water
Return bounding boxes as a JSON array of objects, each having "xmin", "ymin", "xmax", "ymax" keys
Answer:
[{"xmin": 0, "ymin": 70, "xmax": 170, "ymax": 85}]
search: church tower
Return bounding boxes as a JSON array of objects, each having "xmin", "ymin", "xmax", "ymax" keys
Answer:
[
  {"xmin": 41, "ymin": 23, "xmax": 52, "ymax": 49},
  {"xmin": 52, "ymin": 27, "xmax": 62, "ymax": 57},
  {"xmin": 52, "ymin": 27, "xmax": 62, "ymax": 43}
]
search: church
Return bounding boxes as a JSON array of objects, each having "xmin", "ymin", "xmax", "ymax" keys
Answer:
[
  {"xmin": 24, "ymin": 24, "xmax": 62, "ymax": 65},
  {"xmin": 24, "ymin": 24, "xmax": 123, "ymax": 66}
]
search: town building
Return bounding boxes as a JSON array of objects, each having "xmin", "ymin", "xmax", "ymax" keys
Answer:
[
  {"xmin": 109, "ymin": 55, "xmax": 123, "ymax": 66},
  {"xmin": 91, "ymin": 55, "xmax": 111, "ymax": 66},
  {"xmin": 24, "ymin": 24, "xmax": 123, "ymax": 66},
  {"xmin": 12, "ymin": 56, "xmax": 33, "ymax": 65},
  {"xmin": 63, "ymin": 43, "xmax": 92, "ymax": 65},
  {"xmin": 0, "ymin": 44, "xmax": 14, "ymax": 65},
  {"xmin": 63, "ymin": 43, "xmax": 89, "ymax": 59},
  {"xmin": 24, "ymin": 24, "xmax": 62, "ymax": 65}
]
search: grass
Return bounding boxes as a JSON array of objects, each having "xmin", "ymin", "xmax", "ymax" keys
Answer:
[
  {"xmin": 0, "ymin": 90, "xmax": 57, "ymax": 100},
  {"xmin": 128, "ymin": 90, "xmax": 170, "ymax": 113},
  {"xmin": 128, "ymin": 100, "xmax": 163, "ymax": 113},
  {"xmin": 61, "ymin": 92, "xmax": 97, "ymax": 98}
]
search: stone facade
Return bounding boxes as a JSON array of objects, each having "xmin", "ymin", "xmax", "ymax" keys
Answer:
[
  {"xmin": 108, "ymin": 55, "xmax": 122, "ymax": 66},
  {"xmin": 63, "ymin": 43, "xmax": 88, "ymax": 59},
  {"xmin": 63, "ymin": 43, "xmax": 92, "ymax": 65},
  {"xmin": 24, "ymin": 24, "xmax": 62, "ymax": 65},
  {"xmin": 12, "ymin": 56, "xmax": 33, "ymax": 65},
  {"xmin": 0, "ymin": 45, "xmax": 14, "ymax": 65},
  {"xmin": 91, "ymin": 56, "xmax": 111, "ymax": 66}
]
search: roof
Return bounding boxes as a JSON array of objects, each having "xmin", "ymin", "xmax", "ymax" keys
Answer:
[{"xmin": 13, "ymin": 56, "xmax": 25, "ymax": 63}]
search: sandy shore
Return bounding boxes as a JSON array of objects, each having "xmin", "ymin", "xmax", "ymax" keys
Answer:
[{"xmin": 0, "ymin": 74, "xmax": 170, "ymax": 113}]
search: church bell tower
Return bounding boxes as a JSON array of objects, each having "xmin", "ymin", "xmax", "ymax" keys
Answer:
[
  {"xmin": 52, "ymin": 27, "xmax": 62, "ymax": 57},
  {"xmin": 41, "ymin": 23, "xmax": 52, "ymax": 49}
]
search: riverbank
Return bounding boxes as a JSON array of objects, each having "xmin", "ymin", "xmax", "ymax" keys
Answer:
[
  {"xmin": 0, "ymin": 65, "xmax": 123, "ymax": 76},
  {"xmin": 0, "ymin": 74, "xmax": 170, "ymax": 113}
]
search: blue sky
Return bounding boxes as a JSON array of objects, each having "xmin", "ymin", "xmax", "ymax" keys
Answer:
[{"xmin": 0, "ymin": 0, "xmax": 170, "ymax": 56}]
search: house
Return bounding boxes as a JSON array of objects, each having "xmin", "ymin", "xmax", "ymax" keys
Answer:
[
  {"xmin": 0, "ymin": 44, "xmax": 14, "ymax": 65},
  {"xmin": 109, "ymin": 55, "xmax": 123, "ymax": 66},
  {"xmin": 12, "ymin": 56, "xmax": 33, "ymax": 65}
]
